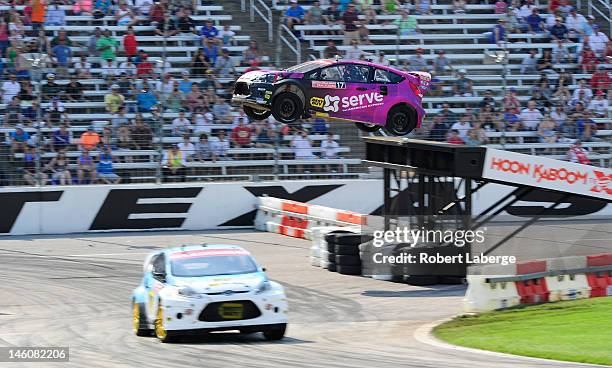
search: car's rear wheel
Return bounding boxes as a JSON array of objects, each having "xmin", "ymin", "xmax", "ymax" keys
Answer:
[
  {"xmin": 244, "ymin": 106, "xmax": 272, "ymax": 121},
  {"xmin": 132, "ymin": 302, "xmax": 152, "ymax": 337},
  {"xmin": 355, "ymin": 122, "xmax": 382, "ymax": 133},
  {"xmin": 263, "ymin": 323, "xmax": 287, "ymax": 341},
  {"xmin": 385, "ymin": 105, "xmax": 417, "ymax": 136},
  {"xmin": 154, "ymin": 303, "xmax": 178, "ymax": 343},
  {"xmin": 272, "ymin": 93, "xmax": 303, "ymax": 123}
]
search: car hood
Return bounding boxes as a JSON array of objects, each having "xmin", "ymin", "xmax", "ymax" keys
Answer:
[{"xmin": 173, "ymin": 272, "xmax": 266, "ymax": 294}]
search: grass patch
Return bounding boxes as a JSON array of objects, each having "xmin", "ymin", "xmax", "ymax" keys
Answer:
[{"xmin": 433, "ymin": 298, "xmax": 612, "ymax": 366}]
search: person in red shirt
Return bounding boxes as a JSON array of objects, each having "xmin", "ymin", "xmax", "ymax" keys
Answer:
[
  {"xmin": 590, "ymin": 65, "xmax": 611, "ymax": 91},
  {"xmin": 136, "ymin": 54, "xmax": 153, "ymax": 76},
  {"xmin": 580, "ymin": 44, "xmax": 598, "ymax": 73},
  {"xmin": 231, "ymin": 117, "xmax": 252, "ymax": 148},
  {"xmin": 446, "ymin": 130, "xmax": 465, "ymax": 145},
  {"xmin": 123, "ymin": 25, "xmax": 138, "ymax": 57}
]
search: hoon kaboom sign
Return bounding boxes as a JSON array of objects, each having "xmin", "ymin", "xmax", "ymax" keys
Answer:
[{"xmin": 482, "ymin": 148, "xmax": 612, "ymax": 201}]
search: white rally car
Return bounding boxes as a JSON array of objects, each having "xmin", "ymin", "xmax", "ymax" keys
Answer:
[{"xmin": 132, "ymin": 244, "xmax": 288, "ymax": 343}]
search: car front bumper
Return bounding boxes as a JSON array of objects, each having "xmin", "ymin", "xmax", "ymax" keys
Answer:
[
  {"xmin": 160, "ymin": 292, "xmax": 288, "ymax": 332},
  {"xmin": 231, "ymin": 81, "xmax": 275, "ymax": 110}
]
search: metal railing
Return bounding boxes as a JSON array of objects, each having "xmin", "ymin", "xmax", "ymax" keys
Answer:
[
  {"xmin": 276, "ymin": 20, "xmax": 301, "ymax": 66},
  {"xmin": 250, "ymin": 0, "xmax": 274, "ymax": 42},
  {"xmin": 588, "ymin": 0, "xmax": 612, "ymax": 33}
]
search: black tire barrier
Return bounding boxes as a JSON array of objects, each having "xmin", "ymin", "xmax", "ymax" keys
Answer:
[
  {"xmin": 326, "ymin": 242, "xmax": 337, "ymax": 253},
  {"xmin": 337, "ymin": 265, "xmax": 362, "ymax": 275},
  {"xmin": 323, "ymin": 230, "xmax": 357, "ymax": 244},
  {"xmin": 335, "ymin": 243, "xmax": 360, "ymax": 256},
  {"xmin": 403, "ymin": 275, "xmax": 439, "ymax": 286},
  {"xmin": 328, "ymin": 263, "xmax": 337, "ymax": 272},
  {"xmin": 327, "ymin": 252, "xmax": 337, "ymax": 263},
  {"xmin": 335, "ymin": 255, "xmax": 361, "ymax": 266},
  {"xmin": 325, "ymin": 233, "xmax": 366, "ymax": 246}
]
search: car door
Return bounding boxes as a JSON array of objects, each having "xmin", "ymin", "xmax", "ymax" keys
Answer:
[
  {"xmin": 304, "ymin": 65, "xmax": 347, "ymax": 118},
  {"xmin": 371, "ymin": 68, "xmax": 404, "ymax": 125},
  {"xmin": 145, "ymin": 253, "xmax": 167, "ymax": 319}
]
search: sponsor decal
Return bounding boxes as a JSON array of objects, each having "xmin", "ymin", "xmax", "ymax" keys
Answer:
[
  {"xmin": 170, "ymin": 249, "xmax": 251, "ymax": 260},
  {"xmin": 323, "ymin": 92, "xmax": 384, "ymax": 113},
  {"xmin": 310, "ymin": 96, "xmax": 324, "ymax": 108},
  {"xmin": 489, "ymin": 157, "xmax": 588, "ymax": 185},
  {"xmin": 591, "ymin": 170, "xmax": 612, "ymax": 195},
  {"xmin": 0, "ymin": 191, "xmax": 63, "ymax": 233},
  {"xmin": 314, "ymin": 111, "xmax": 329, "ymax": 118},
  {"xmin": 311, "ymin": 81, "xmax": 346, "ymax": 89}
]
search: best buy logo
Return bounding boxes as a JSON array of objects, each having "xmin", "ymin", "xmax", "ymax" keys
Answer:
[{"xmin": 310, "ymin": 97, "xmax": 324, "ymax": 108}]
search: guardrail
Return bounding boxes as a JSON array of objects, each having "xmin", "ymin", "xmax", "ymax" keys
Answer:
[
  {"xmin": 250, "ymin": 0, "xmax": 273, "ymax": 42},
  {"xmin": 276, "ymin": 20, "xmax": 301, "ymax": 65}
]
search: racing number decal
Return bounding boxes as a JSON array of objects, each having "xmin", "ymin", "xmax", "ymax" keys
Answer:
[
  {"xmin": 336, "ymin": 82, "xmax": 346, "ymax": 89},
  {"xmin": 310, "ymin": 97, "xmax": 324, "ymax": 108}
]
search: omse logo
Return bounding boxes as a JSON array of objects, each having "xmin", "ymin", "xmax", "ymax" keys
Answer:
[
  {"xmin": 323, "ymin": 92, "xmax": 384, "ymax": 113},
  {"xmin": 310, "ymin": 96, "xmax": 324, "ymax": 108},
  {"xmin": 324, "ymin": 95, "xmax": 340, "ymax": 112}
]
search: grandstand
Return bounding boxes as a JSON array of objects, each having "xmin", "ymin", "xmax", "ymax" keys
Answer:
[{"xmin": 0, "ymin": 0, "xmax": 610, "ymax": 186}]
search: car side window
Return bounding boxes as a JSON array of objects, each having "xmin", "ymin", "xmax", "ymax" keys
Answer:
[
  {"xmin": 152, "ymin": 254, "xmax": 165, "ymax": 278},
  {"xmin": 342, "ymin": 64, "xmax": 370, "ymax": 83},
  {"xmin": 374, "ymin": 68, "xmax": 404, "ymax": 84},
  {"xmin": 319, "ymin": 66, "xmax": 343, "ymax": 81}
]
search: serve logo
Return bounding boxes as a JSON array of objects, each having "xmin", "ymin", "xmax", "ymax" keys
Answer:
[{"xmin": 322, "ymin": 92, "xmax": 384, "ymax": 113}]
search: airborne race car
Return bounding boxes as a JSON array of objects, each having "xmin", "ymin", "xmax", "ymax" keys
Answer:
[
  {"xmin": 231, "ymin": 59, "xmax": 431, "ymax": 136},
  {"xmin": 132, "ymin": 244, "xmax": 288, "ymax": 343}
]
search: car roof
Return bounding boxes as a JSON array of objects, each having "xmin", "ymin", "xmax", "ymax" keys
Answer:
[{"xmin": 163, "ymin": 244, "xmax": 247, "ymax": 255}]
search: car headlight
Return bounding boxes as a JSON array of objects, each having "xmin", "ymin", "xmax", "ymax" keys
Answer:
[
  {"xmin": 254, "ymin": 74, "xmax": 282, "ymax": 84},
  {"xmin": 254, "ymin": 280, "xmax": 271, "ymax": 294},
  {"xmin": 177, "ymin": 286, "xmax": 199, "ymax": 298}
]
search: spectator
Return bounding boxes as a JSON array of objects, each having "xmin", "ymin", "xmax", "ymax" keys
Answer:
[
  {"xmin": 428, "ymin": 115, "xmax": 449, "ymax": 141},
  {"xmin": 214, "ymin": 48, "xmax": 235, "ymax": 78},
  {"xmin": 479, "ymin": 89, "xmax": 497, "ymax": 111},
  {"xmin": 464, "ymin": 129, "xmax": 484, "ymax": 146},
  {"xmin": 489, "ymin": 19, "xmax": 507, "ymax": 45},
  {"xmin": 446, "ymin": 130, "xmax": 465, "ymax": 144},
  {"xmin": 291, "ymin": 130, "xmax": 316, "ymax": 159},
  {"xmin": 46, "ymin": 1, "xmax": 66, "ymax": 26},
  {"xmin": 394, "ymin": 9, "xmax": 419, "ymax": 36},
  {"xmin": 52, "ymin": 124, "xmax": 71, "ymax": 152},
  {"xmin": 176, "ymin": 8, "xmax": 196, "ymax": 34},
  {"xmin": 105, "ymin": 84, "xmax": 125, "ymax": 114},
  {"xmin": 575, "ymin": 111, "xmax": 597, "ymax": 141},
  {"xmin": 550, "ymin": 104, "xmax": 568, "ymax": 126},
  {"xmin": 407, "ymin": 48, "xmax": 428, "ymax": 72},
  {"xmin": 155, "ymin": 14, "xmax": 179, "ymax": 37},
  {"xmin": 200, "ymin": 19, "xmax": 219, "ymax": 40},
  {"xmin": 566, "ymin": 140, "xmax": 590, "ymax": 164},
  {"xmin": 550, "ymin": 16, "xmax": 568, "ymax": 40},
  {"xmin": 519, "ymin": 100, "xmax": 543, "ymax": 130},
  {"xmin": 518, "ymin": 0, "xmax": 536, "ymax": 18},
  {"xmin": 191, "ymin": 50, "xmax": 211, "ymax": 77},
  {"xmin": 341, "ymin": 3, "xmax": 361, "ymax": 45},
  {"xmin": 116, "ymin": 123, "xmax": 135, "ymax": 152},
  {"xmin": 80, "ymin": 126, "xmax": 101, "ymax": 151},
  {"xmin": 565, "ymin": 7, "xmax": 586, "ymax": 37},
  {"xmin": 162, "ymin": 145, "xmax": 187, "ymax": 182},
  {"xmin": 195, "ymin": 133, "xmax": 213, "ymax": 162},
  {"xmin": 46, "ymin": 150, "xmax": 72, "ymax": 185},
  {"xmin": 536, "ymin": 49, "xmax": 554, "ymax": 73},
  {"xmin": 74, "ymin": 55, "xmax": 92, "ymax": 78},
  {"xmin": 590, "ymin": 65, "xmax": 611, "ymax": 91},
  {"xmin": 93, "ymin": 0, "xmax": 114, "ymax": 18},
  {"xmin": 526, "ymin": 8, "xmax": 545, "ymax": 33},
  {"xmin": 503, "ymin": 7, "xmax": 527, "ymax": 33},
  {"xmin": 96, "ymin": 29, "xmax": 119, "ymax": 61},
  {"xmin": 88, "ymin": 27, "xmax": 102, "ymax": 57},
  {"xmin": 131, "ymin": 117, "xmax": 153, "ymax": 150},
  {"xmin": 65, "ymin": 75, "xmax": 84, "ymax": 102},
  {"xmin": 323, "ymin": 2, "xmax": 341, "ymax": 26},
  {"xmin": 210, "ymin": 130, "xmax": 231, "ymax": 160},
  {"xmin": 305, "ymin": 1, "xmax": 323, "ymax": 25},
  {"xmin": 1, "ymin": 73, "xmax": 20, "ymax": 104},
  {"xmin": 537, "ymin": 115, "xmax": 557, "ymax": 143},
  {"xmin": 453, "ymin": 0, "xmax": 467, "ymax": 14},
  {"xmin": 111, "ymin": 106, "xmax": 129, "ymax": 129},
  {"xmin": 588, "ymin": 90, "xmax": 609, "ymax": 118},
  {"xmin": 323, "ymin": 40, "xmax": 340, "ymax": 59},
  {"xmin": 133, "ymin": 0, "xmax": 152, "ymax": 16},
  {"xmin": 320, "ymin": 132, "xmax": 339, "ymax": 159},
  {"xmin": 530, "ymin": 86, "xmax": 551, "ymax": 113},
  {"xmin": 231, "ymin": 118, "xmax": 252, "ymax": 148},
  {"xmin": 10, "ymin": 125, "xmax": 30, "ymax": 154},
  {"xmin": 452, "ymin": 69, "xmax": 474, "ymax": 97},
  {"xmin": 217, "ymin": 24, "xmax": 236, "ymax": 47},
  {"xmin": 213, "ymin": 99, "xmax": 233, "ymax": 124},
  {"xmin": 137, "ymin": 85, "xmax": 158, "ymax": 112},
  {"xmin": 520, "ymin": 49, "xmax": 538, "ymax": 74},
  {"xmin": 345, "ymin": 39, "xmax": 363, "ymax": 60},
  {"xmin": 285, "ymin": 0, "xmax": 305, "ymax": 32},
  {"xmin": 46, "ymin": 97, "xmax": 68, "ymax": 126},
  {"xmin": 253, "ymin": 121, "xmax": 275, "ymax": 149},
  {"xmin": 193, "ymin": 112, "xmax": 212, "ymax": 135},
  {"xmin": 381, "ymin": 0, "xmax": 401, "ymax": 14},
  {"xmin": 123, "ymin": 26, "xmax": 138, "ymax": 58},
  {"xmin": 167, "ymin": 83, "xmax": 185, "ymax": 112},
  {"xmin": 494, "ymin": 0, "xmax": 507, "ymax": 14},
  {"xmin": 23, "ymin": 147, "xmax": 48, "ymax": 186},
  {"xmin": 172, "ymin": 110, "xmax": 191, "ymax": 135},
  {"xmin": 96, "ymin": 148, "xmax": 121, "ymax": 184},
  {"xmin": 177, "ymin": 134, "xmax": 195, "ymax": 162},
  {"xmin": 136, "ymin": 53, "xmax": 154, "ymax": 76},
  {"xmin": 202, "ymin": 38, "xmax": 219, "ymax": 65},
  {"xmin": 589, "ymin": 25, "xmax": 609, "ymax": 56},
  {"xmin": 242, "ymin": 40, "xmax": 261, "ymax": 66},
  {"xmin": 451, "ymin": 115, "xmax": 472, "ymax": 140},
  {"xmin": 416, "ymin": 0, "xmax": 432, "ymax": 15},
  {"xmin": 100, "ymin": 58, "xmax": 120, "ymax": 80},
  {"xmin": 573, "ymin": 79, "xmax": 594, "ymax": 101},
  {"xmin": 552, "ymin": 40, "xmax": 571, "ymax": 63},
  {"xmin": 375, "ymin": 52, "xmax": 390, "ymax": 67},
  {"xmin": 149, "ymin": 0, "xmax": 166, "ymax": 24},
  {"xmin": 77, "ymin": 149, "xmax": 97, "ymax": 184}
]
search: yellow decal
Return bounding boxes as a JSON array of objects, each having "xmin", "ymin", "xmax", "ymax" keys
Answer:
[
  {"xmin": 314, "ymin": 112, "xmax": 329, "ymax": 118},
  {"xmin": 310, "ymin": 97, "xmax": 324, "ymax": 108},
  {"xmin": 218, "ymin": 303, "xmax": 244, "ymax": 319}
]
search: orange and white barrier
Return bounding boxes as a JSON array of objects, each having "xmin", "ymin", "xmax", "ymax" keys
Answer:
[
  {"xmin": 254, "ymin": 197, "xmax": 365, "ymax": 240},
  {"xmin": 464, "ymin": 253, "xmax": 612, "ymax": 313}
]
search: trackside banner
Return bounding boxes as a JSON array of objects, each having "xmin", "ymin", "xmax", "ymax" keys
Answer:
[{"xmin": 483, "ymin": 148, "xmax": 612, "ymax": 201}]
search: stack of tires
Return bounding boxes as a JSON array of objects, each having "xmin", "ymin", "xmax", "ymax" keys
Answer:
[{"xmin": 325, "ymin": 233, "xmax": 370, "ymax": 275}]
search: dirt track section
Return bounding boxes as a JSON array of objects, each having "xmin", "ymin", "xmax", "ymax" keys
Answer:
[{"xmin": 0, "ymin": 230, "xmax": 595, "ymax": 368}]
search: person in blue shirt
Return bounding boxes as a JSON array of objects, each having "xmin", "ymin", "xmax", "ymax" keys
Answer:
[
  {"xmin": 549, "ymin": 17, "xmax": 568, "ymax": 40},
  {"xmin": 51, "ymin": 39, "xmax": 72, "ymax": 67},
  {"xmin": 178, "ymin": 71, "xmax": 193, "ymax": 94},
  {"xmin": 96, "ymin": 148, "xmax": 121, "ymax": 184},
  {"xmin": 489, "ymin": 19, "xmax": 506, "ymax": 45},
  {"xmin": 200, "ymin": 19, "xmax": 219, "ymax": 39},
  {"xmin": 10, "ymin": 125, "xmax": 30, "ymax": 154},
  {"xmin": 202, "ymin": 38, "xmax": 219, "ymax": 65},
  {"xmin": 285, "ymin": 0, "xmax": 305, "ymax": 30},
  {"xmin": 137, "ymin": 86, "xmax": 158, "ymax": 112},
  {"xmin": 526, "ymin": 8, "xmax": 545, "ymax": 33}
]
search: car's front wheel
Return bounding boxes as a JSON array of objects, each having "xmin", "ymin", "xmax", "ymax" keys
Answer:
[
  {"xmin": 272, "ymin": 93, "xmax": 303, "ymax": 123},
  {"xmin": 154, "ymin": 303, "xmax": 179, "ymax": 343},
  {"xmin": 263, "ymin": 323, "xmax": 287, "ymax": 341},
  {"xmin": 385, "ymin": 105, "xmax": 417, "ymax": 136},
  {"xmin": 355, "ymin": 122, "xmax": 382, "ymax": 133},
  {"xmin": 132, "ymin": 302, "xmax": 152, "ymax": 337},
  {"xmin": 244, "ymin": 106, "xmax": 272, "ymax": 121}
]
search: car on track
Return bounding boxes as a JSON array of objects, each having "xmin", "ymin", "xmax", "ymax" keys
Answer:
[
  {"xmin": 231, "ymin": 59, "xmax": 431, "ymax": 136},
  {"xmin": 132, "ymin": 244, "xmax": 288, "ymax": 343}
]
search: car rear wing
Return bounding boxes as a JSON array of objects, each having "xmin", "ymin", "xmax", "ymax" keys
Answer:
[{"xmin": 406, "ymin": 71, "xmax": 432, "ymax": 97}]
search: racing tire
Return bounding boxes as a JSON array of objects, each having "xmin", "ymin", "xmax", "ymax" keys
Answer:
[
  {"xmin": 244, "ymin": 106, "xmax": 272, "ymax": 121},
  {"xmin": 337, "ymin": 265, "xmax": 362, "ymax": 275},
  {"xmin": 154, "ymin": 304, "xmax": 179, "ymax": 343},
  {"xmin": 335, "ymin": 244, "xmax": 360, "ymax": 256},
  {"xmin": 271, "ymin": 92, "xmax": 303, "ymax": 123},
  {"xmin": 385, "ymin": 105, "xmax": 417, "ymax": 136},
  {"xmin": 326, "ymin": 242, "xmax": 337, "ymax": 253},
  {"xmin": 327, "ymin": 252, "xmax": 337, "ymax": 263},
  {"xmin": 325, "ymin": 233, "xmax": 364, "ymax": 246},
  {"xmin": 327, "ymin": 263, "xmax": 337, "ymax": 272},
  {"xmin": 335, "ymin": 255, "xmax": 361, "ymax": 266},
  {"xmin": 132, "ymin": 302, "xmax": 153, "ymax": 337},
  {"xmin": 355, "ymin": 122, "xmax": 382, "ymax": 133},
  {"xmin": 263, "ymin": 323, "xmax": 287, "ymax": 341},
  {"xmin": 403, "ymin": 275, "xmax": 439, "ymax": 286}
]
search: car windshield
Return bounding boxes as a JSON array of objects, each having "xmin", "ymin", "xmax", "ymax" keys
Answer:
[
  {"xmin": 170, "ymin": 250, "xmax": 258, "ymax": 277},
  {"xmin": 285, "ymin": 60, "xmax": 328, "ymax": 73}
]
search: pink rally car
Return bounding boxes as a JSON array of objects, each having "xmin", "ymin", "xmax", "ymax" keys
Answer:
[{"xmin": 231, "ymin": 59, "xmax": 431, "ymax": 136}]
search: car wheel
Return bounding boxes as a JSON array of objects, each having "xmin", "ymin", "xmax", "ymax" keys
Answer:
[
  {"xmin": 355, "ymin": 122, "xmax": 382, "ymax": 133},
  {"xmin": 263, "ymin": 323, "xmax": 287, "ymax": 341},
  {"xmin": 244, "ymin": 106, "xmax": 272, "ymax": 121},
  {"xmin": 385, "ymin": 105, "xmax": 417, "ymax": 136},
  {"xmin": 132, "ymin": 302, "xmax": 152, "ymax": 337},
  {"xmin": 272, "ymin": 92, "xmax": 303, "ymax": 123},
  {"xmin": 154, "ymin": 303, "xmax": 178, "ymax": 343}
]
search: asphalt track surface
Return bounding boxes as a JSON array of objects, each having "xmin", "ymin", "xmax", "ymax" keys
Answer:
[{"xmin": 0, "ymin": 230, "xmax": 603, "ymax": 368}]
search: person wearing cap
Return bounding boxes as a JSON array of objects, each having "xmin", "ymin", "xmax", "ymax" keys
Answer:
[
  {"xmin": 452, "ymin": 69, "xmax": 474, "ymax": 97},
  {"xmin": 214, "ymin": 48, "xmax": 235, "ymax": 78},
  {"xmin": 285, "ymin": 0, "xmax": 305, "ymax": 31},
  {"xmin": 588, "ymin": 25, "xmax": 609, "ymax": 56},
  {"xmin": 489, "ymin": 18, "xmax": 507, "ymax": 45},
  {"xmin": 407, "ymin": 48, "xmax": 428, "ymax": 72},
  {"xmin": 76, "ymin": 149, "xmax": 97, "ymax": 184},
  {"xmin": 96, "ymin": 29, "xmax": 119, "ymax": 61},
  {"xmin": 41, "ymin": 73, "xmax": 61, "ymax": 101},
  {"xmin": 550, "ymin": 16, "xmax": 568, "ymax": 40},
  {"xmin": 105, "ymin": 84, "xmax": 125, "ymax": 113},
  {"xmin": 502, "ymin": 7, "xmax": 524, "ymax": 33}
]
